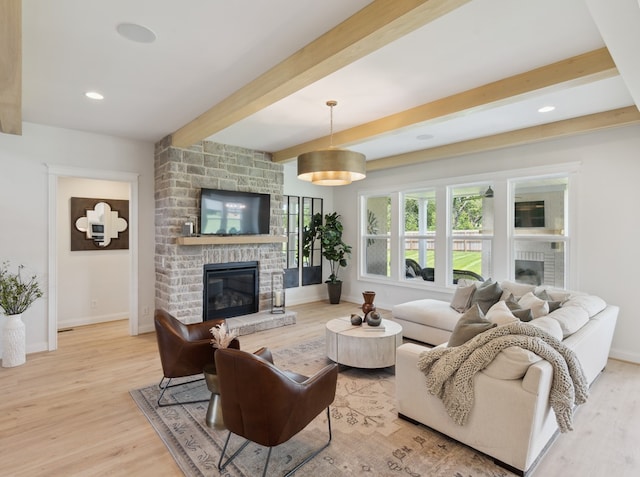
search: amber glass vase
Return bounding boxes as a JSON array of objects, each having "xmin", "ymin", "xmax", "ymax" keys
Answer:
[{"xmin": 361, "ymin": 290, "xmax": 376, "ymax": 314}]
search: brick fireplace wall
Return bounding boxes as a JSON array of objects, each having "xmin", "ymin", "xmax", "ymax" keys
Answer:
[{"xmin": 154, "ymin": 138, "xmax": 285, "ymax": 323}]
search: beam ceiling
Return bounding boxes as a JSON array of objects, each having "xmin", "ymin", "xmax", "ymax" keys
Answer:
[
  {"xmin": 169, "ymin": 0, "xmax": 471, "ymax": 148},
  {"xmin": 272, "ymin": 47, "xmax": 619, "ymax": 163},
  {"xmin": 0, "ymin": 0, "xmax": 22, "ymax": 136},
  {"xmin": 367, "ymin": 106, "xmax": 640, "ymax": 171}
]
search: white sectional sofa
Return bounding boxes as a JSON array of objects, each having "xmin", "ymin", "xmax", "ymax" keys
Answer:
[{"xmin": 393, "ymin": 281, "xmax": 619, "ymax": 476}]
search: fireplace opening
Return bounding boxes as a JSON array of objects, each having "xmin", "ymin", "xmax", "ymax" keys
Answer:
[
  {"xmin": 203, "ymin": 261, "xmax": 259, "ymax": 321},
  {"xmin": 515, "ymin": 260, "xmax": 543, "ymax": 286}
]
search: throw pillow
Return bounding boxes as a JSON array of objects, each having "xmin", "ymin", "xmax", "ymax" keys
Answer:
[
  {"xmin": 535, "ymin": 289, "xmax": 552, "ymax": 301},
  {"xmin": 448, "ymin": 304, "xmax": 497, "ymax": 347},
  {"xmin": 534, "ymin": 289, "xmax": 562, "ymax": 312},
  {"xmin": 518, "ymin": 292, "xmax": 550, "ymax": 318},
  {"xmin": 482, "ymin": 346, "xmax": 543, "ymax": 380},
  {"xmin": 486, "ymin": 300, "xmax": 518, "ymax": 326},
  {"xmin": 499, "ymin": 280, "xmax": 536, "ymax": 299},
  {"xmin": 449, "ymin": 284, "xmax": 476, "ymax": 312},
  {"xmin": 536, "ymin": 286, "xmax": 572, "ymax": 303},
  {"xmin": 512, "ymin": 308, "xmax": 534, "ymax": 322},
  {"xmin": 470, "ymin": 279, "xmax": 503, "ymax": 314},
  {"xmin": 503, "ymin": 293, "xmax": 522, "ymax": 311},
  {"xmin": 457, "ymin": 278, "xmax": 481, "ymax": 288}
]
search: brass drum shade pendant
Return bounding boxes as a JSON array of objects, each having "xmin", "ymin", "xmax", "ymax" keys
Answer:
[
  {"xmin": 297, "ymin": 100, "xmax": 366, "ymax": 186},
  {"xmin": 297, "ymin": 148, "xmax": 366, "ymax": 186}
]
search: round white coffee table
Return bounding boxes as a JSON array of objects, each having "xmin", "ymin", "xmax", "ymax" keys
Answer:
[{"xmin": 325, "ymin": 317, "xmax": 403, "ymax": 369}]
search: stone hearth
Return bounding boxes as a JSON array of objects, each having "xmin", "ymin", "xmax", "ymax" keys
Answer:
[{"xmin": 227, "ymin": 310, "xmax": 297, "ymax": 336}]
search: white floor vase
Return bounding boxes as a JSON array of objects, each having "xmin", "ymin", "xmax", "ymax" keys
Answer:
[{"xmin": 2, "ymin": 313, "xmax": 26, "ymax": 367}]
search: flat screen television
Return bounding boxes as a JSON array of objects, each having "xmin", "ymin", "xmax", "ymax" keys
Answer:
[
  {"xmin": 200, "ymin": 188, "xmax": 271, "ymax": 235},
  {"xmin": 514, "ymin": 200, "xmax": 545, "ymax": 228}
]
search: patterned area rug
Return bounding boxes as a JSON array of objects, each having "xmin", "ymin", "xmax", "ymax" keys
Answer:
[{"xmin": 130, "ymin": 338, "xmax": 514, "ymax": 476}]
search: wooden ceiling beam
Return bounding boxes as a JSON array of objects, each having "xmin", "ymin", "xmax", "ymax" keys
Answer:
[
  {"xmin": 272, "ymin": 47, "xmax": 618, "ymax": 162},
  {"xmin": 169, "ymin": 0, "xmax": 471, "ymax": 147},
  {"xmin": 366, "ymin": 106, "xmax": 640, "ymax": 172},
  {"xmin": 0, "ymin": 0, "xmax": 22, "ymax": 136}
]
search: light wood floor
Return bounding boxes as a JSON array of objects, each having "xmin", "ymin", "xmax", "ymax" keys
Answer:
[{"xmin": 1, "ymin": 301, "xmax": 638, "ymax": 476}]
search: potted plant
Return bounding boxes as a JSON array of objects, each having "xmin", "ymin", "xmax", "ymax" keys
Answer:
[
  {"xmin": 0, "ymin": 261, "xmax": 43, "ymax": 367},
  {"xmin": 317, "ymin": 212, "xmax": 352, "ymax": 304}
]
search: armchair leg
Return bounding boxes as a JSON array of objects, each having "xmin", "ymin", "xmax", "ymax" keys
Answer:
[
  {"xmin": 284, "ymin": 407, "xmax": 332, "ymax": 476},
  {"xmin": 157, "ymin": 376, "xmax": 208, "ymax": 407},
  {"xmin": 218, "ymin": 431, "xmax": 251, "ymax": 472},
  {"xmin": 217, "ymin": 407, "xmax": 333, "ymax": 476}
]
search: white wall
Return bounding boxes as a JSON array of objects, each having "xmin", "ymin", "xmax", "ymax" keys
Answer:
[
  {"xmin": 282, "ymin": 161, "xmax": 336, "ymax": 305},
  {"xmin": 329, "ymin": 124, "xmax": 640, "ymax": 363},
  {"xmin": 56, "ymin": 177, "xmax": 130, "ymax": 328},
  {"xmin": 0, "ymin": 122, "xmax": 155, "ymax": 355}
]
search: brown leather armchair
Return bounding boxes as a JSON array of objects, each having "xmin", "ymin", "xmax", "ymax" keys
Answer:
[
  {"xmin": 215, "ymin": 347, "xmax": 338, "ymax": 477},
  {"xmin": 154, "ymin": 309, "xmax": 239, "ymax": 407}
]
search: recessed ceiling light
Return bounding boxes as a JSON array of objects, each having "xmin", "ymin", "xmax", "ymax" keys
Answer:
[
  {"xmin": 85, "ymin": 91, "xmax": 104, "ymax": 100},
  {"xmin": 416, "ymin": 134, "xmax": 434, "ymax": 140},
  {"xmin": 538, "ymin": 105, "xmax": 555, "ymax": 113},
  {"xmin": 116, "ymin": 22, "xmax": 156, "ymax": 43}
]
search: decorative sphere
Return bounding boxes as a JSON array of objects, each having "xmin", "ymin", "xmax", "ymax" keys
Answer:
[
  {"xmin": 350, "ymin": 314, "xmax": 363, "ymax": 326},
  {"xmin": 365, "ymin": 311, "xmax": 382, "ymax": 327}
]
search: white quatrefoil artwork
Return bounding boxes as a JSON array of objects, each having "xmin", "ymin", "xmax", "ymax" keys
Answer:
[{"xmin": 75, "ymin": 201, "xmax": 128, "ymax": 247}]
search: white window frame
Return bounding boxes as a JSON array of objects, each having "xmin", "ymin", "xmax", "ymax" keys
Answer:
[
  {"xmin": 448, "ymin": 182, "xmax": 495, "ymax": 285},
  {"xmin": 400, "ymin": 187, "xmax": 437, "ymax": 284},
  {"xmin": 357, "ymin": 162, "xmax": 580, "ymax": 290}
]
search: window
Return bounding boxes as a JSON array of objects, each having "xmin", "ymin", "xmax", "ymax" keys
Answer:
[
  {"xmin": 402, "ymin": 189, "xmax": 436, "ymax": 282},
  {"xmin": 283, "ymin": 196, "xmax": 323, "ymax": 288},
  {"xmin": 301, "ymin": 197, "xmax": 323, "ymax": 285},
  {"xmin": 450, "ymin": 184, "xmax": 493, "ymax": 283},
  {"xmin": 283, "ymin": 196, "xmax": 299, "ymax": 288},
  {"xmin": 363, "ymin": 195, "xmax": 391, "ymax": 278},
  {"xmin": 359, "ymin": 166, "xmax": 574, "ymax": 289},
  {"xmin": 511, "ymin": 176, "xmax": 568, "ymax": 288}
]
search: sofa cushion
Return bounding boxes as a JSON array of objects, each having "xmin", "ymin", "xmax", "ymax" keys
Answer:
[
  {"xmin": 563, "ymin": 294, "xmax": 607, "ymax": 318},
  {"xmin": 547, "ymin": 305, "xmax": 589, "ymax": 338},
  {"xmin": 518, "ymin": 292, "xmax": 550, "ymax": 318},
  {"xmin": 471, "ymin": 279, "xmax": 503, "ymax": 314},
  {"xmin": 529, "ymin": 316, "xmax": 564, "ymax": 341},
  {"xmin": 450, "ymin": 284, "xmax": 476, "ymax": 312},
  {"xmin": 448, "ymin": 304, "xmax": 497, "ymax": 347},
  {"xmin": 392, "ymin": 299, "xmax": 462, "ymax": 331},
  {"xmin": 486, "ymin": 300, "xmax": 519, "ymax": 326},
  {"xmin": 482, "ymin": 346, "xmax": 543, "ymax": 380}
]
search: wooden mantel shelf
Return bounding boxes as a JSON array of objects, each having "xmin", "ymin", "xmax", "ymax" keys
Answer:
[{"xmin": 176, "ymin": 235, "xmax": 287, "ymax": 246}]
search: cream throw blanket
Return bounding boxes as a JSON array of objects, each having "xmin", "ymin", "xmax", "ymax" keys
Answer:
[{"xmin": 417, "ymin": 322, "xmax": 588, "ymax": 433}]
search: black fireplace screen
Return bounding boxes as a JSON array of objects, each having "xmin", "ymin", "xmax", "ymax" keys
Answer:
[{"xmin": 203, "ymin": 261, "xmax": 259, "ymax": 321}]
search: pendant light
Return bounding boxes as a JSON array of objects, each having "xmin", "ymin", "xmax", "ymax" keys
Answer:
[{"xmin": 297, "ymin": 100, "xmax": 366, "ymax": 186}]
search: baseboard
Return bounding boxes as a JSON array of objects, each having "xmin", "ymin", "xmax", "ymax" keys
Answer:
[
  {"xmin": 58, "ymin": 313, "xmax": 127, "ymax": 329},
  {"xmin": 138, "ymin": 323, "xmax": 155, "ymax": 334},
  {"xmin": 609, "ymin": 347, "xmax": 640, "ymax": 364},
  {"xmin": 26, "ymin": 340, "xmax": 49, "ymax": 354}
]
